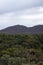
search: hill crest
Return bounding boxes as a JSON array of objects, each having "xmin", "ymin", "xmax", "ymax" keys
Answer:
[{"xmin": 0, "ymin": 25, "xmax": 43, "ymax": 34}]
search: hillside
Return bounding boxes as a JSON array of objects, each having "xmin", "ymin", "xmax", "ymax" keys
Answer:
[
  {"xmin": 0, "ymin": 34, "xmax": 43, "ymax": 65},
  {"xmin": 0, "ymin": 25, "xmax": 43, "ymax": 34}
]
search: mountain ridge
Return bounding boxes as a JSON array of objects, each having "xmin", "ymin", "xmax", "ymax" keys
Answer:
[{"xmin": 0, "ymin": 25, "xmax": 43, "ymax": 34}]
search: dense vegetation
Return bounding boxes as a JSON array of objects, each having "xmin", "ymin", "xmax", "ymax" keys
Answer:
[{"xmin": 0, "ymin": 34, "xmax": 43, "ymax": 65}]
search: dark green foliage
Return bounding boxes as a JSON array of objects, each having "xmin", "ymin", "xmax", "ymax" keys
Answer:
[{"xmin": 0, "ymin": 34, "xmax": 43, "ymax": 65}]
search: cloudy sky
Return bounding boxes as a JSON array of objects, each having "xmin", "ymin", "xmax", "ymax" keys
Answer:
[{"xmin": 0, "ymin": 0, "xmax": 43, "ymax": 29}]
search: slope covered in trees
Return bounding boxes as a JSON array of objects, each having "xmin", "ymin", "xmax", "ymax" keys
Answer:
[{"xmin": 0, "ymin": 34, "xmax": 43, "ymax": 65}]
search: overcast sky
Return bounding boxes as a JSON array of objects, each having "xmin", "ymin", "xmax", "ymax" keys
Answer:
[{"xmin": 0, "ymin": 0, "xmax": 43, "ymax": 29}]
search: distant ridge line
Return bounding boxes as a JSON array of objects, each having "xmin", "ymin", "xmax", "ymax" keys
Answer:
[{"xmin": 0, "ymin": 25, "xmax": 43, "ymax": 34}]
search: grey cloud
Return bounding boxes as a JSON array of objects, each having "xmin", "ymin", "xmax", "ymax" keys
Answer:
[{"xmin": 0, "ymin": 0, "xmax": 43, "ymax": 13}]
